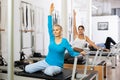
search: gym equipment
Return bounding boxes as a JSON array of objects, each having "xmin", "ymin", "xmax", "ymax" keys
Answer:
[
  {"xmin": 14, "ymin": 54, "xmax": 98, "ymax": 80},
  {"xmin": 0, "ymin": 52, "xmax": 99, "ymax": 80},
  {"xmin": 71, "ymin": 51, "xmax": 100, "ymax": 80},
  {"xmin": 0, "ymin": 65, "xmax": 98, "ymax": 80},
  {"xmin": 64, "ymin": 53, "xmax": 86, "ymax": 64},
  {"xmin": 107, "ymin": 42, "xmax": 120, "ymax": 58},
  {"xmin": 0, "ymin": 65, "xmax": 72, "ymax": 80},
  {"xmin": 0, "ymin": 67, "xmax": 72, "ymax": 80},
  {"xmin": 64, "ymin": 49, "xmax": 106, "ymax": 80},
  {"xmin": 0, "ymin": 28, "xmax": 5, "ymax": 55},
  {"xmin": 71, "ymin": 54, "xmax": 89, "ymax": 80},
  {"xmin": 15, "ymin": 69, "xmax": 72, "ymax": 80},
  {"xmin": 89, "ymin": 42, "xmax": 120, "ymax": 68},
  {"xmin": 0, "ymin": 55, "xmax": 4, "ymax": 66},
  {"xmin": 0, "ymin": 28, "xmax": 7, "ymax": 66},
  {"xmin": 0, "ymin": 55, "xmax": 7, "ymax": 66},
  {"xmin": 19, "ymin": 1, "xmax": 35, "ymax": 61},
  {"xmin": 107, "ymin": 42, "xmax": 120, "ymax": 68},
  {"xmin": 89, "ymin": 50, "xmax": 117, "ymax": 68}
]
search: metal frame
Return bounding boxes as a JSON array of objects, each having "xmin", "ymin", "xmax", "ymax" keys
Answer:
[
  {"xmin": 71, "ymin": 54, "xmax": 90, "ymax": 80},
  {"xmin": 71, "ymin": 49, "xmax": 104, "ymax": 80},
  {"xmin": 0, "ymin": 29, "xmax": 5, "ymax": 55},
  {"xmin": 8, "ymin": 0, "xmax": 14, "ymax": 80},
  {"xmin": 0, "ymin": 0, "xmax": 5, "ymax": 64},
  {"xmin": 107, "ymin": 42, "xmax": 120, "ymax": 58},
  {"xmin": 19, "ymin": 1, "xmax": 35, "ymax": 61},
  {"xmin": 106, "ymin": 42, "xmax": 120, "ymax": 68}
]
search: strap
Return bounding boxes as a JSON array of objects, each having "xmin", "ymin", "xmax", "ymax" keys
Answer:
[{"xmin": 25, "ymin": 5, "xmax": 28, "ymax": 31}]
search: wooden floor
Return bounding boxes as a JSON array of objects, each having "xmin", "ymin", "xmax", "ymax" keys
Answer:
[{"xmin": 105, "ymin": 57, "xmax": 120, "ymax": 80}]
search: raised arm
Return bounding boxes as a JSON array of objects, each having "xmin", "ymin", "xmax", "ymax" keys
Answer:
[
  {"xmin": 48, "ymin": 3, "xmax": 54, "ymax": 39},
  {"xmin": 73, "ymin": 10, "xmax": 78, "ymax": 39}
]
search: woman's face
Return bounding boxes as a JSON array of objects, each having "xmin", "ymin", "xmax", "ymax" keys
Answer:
[
  {"xmin": 53, "ymin": 26, "xmax": 62, "ymax": 37},
  {"xmin": 78, "ymin": 27, "xmax": 84, "ymax": 35}
]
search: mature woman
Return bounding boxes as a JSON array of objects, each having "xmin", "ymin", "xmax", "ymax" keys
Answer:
[{"xmin": 25, "ymin": 3, "xmax": 80, "ymax": 76}]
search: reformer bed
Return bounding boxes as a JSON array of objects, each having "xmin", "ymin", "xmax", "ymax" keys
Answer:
[
  {"xmin": 0, "ymin": 65, "xmax": 72, "ymax": 80},
  {"xmin": 14, "ymin": 50, "xmax": 102, "ymax": 80},
  {"xmin": 89, "ymin": 41, "xmax": 120, "ymax": 69},
  {"xmin": 64, "ymin": 49, "xmax": 106, "ymax": 80},
  {"xmin": 0, "ymin": 54, "xmax": 98, "ymax": 80},
  {"xmin": 15, "ymin": 69, "xmax": 72, "ymax": 80},
  {"xmin": 88, "ymin": 51, "xmax": 117, "ymax": 68}
]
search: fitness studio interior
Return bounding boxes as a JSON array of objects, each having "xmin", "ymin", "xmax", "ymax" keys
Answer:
[{"xmin": 0, "ymin": 0, "xmax": 120, "ymax": 80}]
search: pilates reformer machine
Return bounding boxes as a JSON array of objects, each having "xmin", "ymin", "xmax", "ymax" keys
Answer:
[
  {"xmin": 1, "ymin": 44, "xmax": 118, "ymax": 80},
  {"xmin": 0, "ymin": 42, "xmax": 100, "ymax": 79},
  {"xmin": 106, "ymin": 42, "xmax": 120, "ymax": 65},
  {"xmin": 0, "ymin": 50, "xmax": 102, "ymax": 80},
  {"xmin": 0, "ymin": 54, "xmax": 98, "ymax": 80},
  {"xmin": 18, "ymin": 1, "xmax": 44, "ymax": 62},
  {"xmin": 107, "ymin": 41, "xmax": 120, "ymax": 58},
  {"xmin": 71, "ymin": 55, "xmax": 93, "ymax": 80},
  {"xmin": 88, "ymin": 42, "xmax": 120, "ymax": 69},
  {"xmin": 19, "ymin": 1, "xmax": 35, "ymax": 62},
  {"xmin": 14, "ymin": 53, "xmax": 98, "ymax": 80},
  {"xmin": 9, "ymin": 50, "xmax": 98, "ymax": 80},
  {"xmin": 12, "ymin": 50, "xmax": 101, "ymax": 80},
  {"xmin": 64, "ymin": 49, "xmax": 107, "ymax": 80},
  {"xmin": 12, "ymin": 1, "xmax": 36, "ymax": 71}
]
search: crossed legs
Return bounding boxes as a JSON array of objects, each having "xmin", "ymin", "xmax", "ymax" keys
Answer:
[{"xmin": 25, "ymin": 60, "xmax": 62, "ymax": 76}]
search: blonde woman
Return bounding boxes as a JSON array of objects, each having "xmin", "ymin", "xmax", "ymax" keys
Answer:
[{"xmin": 25, "ymin": 3, "xmax": 80, "ymax": 76}]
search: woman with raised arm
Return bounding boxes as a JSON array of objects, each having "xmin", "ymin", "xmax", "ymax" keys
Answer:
[
  {"xmin": 72, "ymin": 10, "xmax": 100, "ymax": 55},
  {"xmin": 25, "ymin": 3, "xmax": 80, "ymax": 76}
]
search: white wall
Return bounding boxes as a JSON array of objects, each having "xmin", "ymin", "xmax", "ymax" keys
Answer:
[
  {"xmin": 75, "ymin": 0, "xmax": 92, "ymax": 37},
  {"xmin": 92, "ymin": 15, "xmax": 120, "ymax": 44},
  {"xmin": 92, "ymin": 0, "xmax": 120, "ymax": 16},
  {"xmin": 111, "ymin": 0, "xmax": 120, "ymax": 8}
]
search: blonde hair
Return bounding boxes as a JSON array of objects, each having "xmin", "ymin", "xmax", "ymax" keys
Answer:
[{"xmin": 54, "ymin": 24, "xmax": 62, "ymax": 30}]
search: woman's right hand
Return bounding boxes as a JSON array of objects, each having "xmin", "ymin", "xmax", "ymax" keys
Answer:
[
  {"xmin": 81, "ymin": 51, "xmax": 86, "ymax": 56},
  {"xmin": 50, "ymin": 3, "xmax": 54, "ymax": 15}
]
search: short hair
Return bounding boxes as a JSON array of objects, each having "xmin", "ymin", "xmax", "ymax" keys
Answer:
[
  {"xmin": 54, "ymin": 24, "xmax": 62, "ymax": 30},
  {"xmin": 78, "ymin": 25, "xmax": 85, "ymax": 30}
]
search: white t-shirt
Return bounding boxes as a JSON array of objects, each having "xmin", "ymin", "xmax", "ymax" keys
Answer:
[{"xmin": 72, "ymin": 36, "xmax": 87, "ymax": 49}]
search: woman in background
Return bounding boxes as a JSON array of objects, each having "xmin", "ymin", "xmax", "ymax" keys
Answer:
[
  {"xmin": 89, "ymin": 37, "xmax": 116, "ymax": 51},
  {"xmin": 72, "ymin": 10, "xmax": 100, "ymax": 55}
]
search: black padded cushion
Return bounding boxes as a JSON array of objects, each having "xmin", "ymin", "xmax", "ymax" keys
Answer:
[
  {"xmin": 15, "ymin": 69, "xmax": 72, "ymax": 80},
  {"xmin": 88, "ymin": 46, "xmax": 97, "ymax": 51},
  {"xmin": 64, "ymin": 53, "xmax": 86, "ymax": 64},
  {"xmin": 88, "ymin": 51, "xmax": 113, "ymax": 57},
  {"xmin": 98, "ymin": 61, "xmax": 106, "ymax": 65}
]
